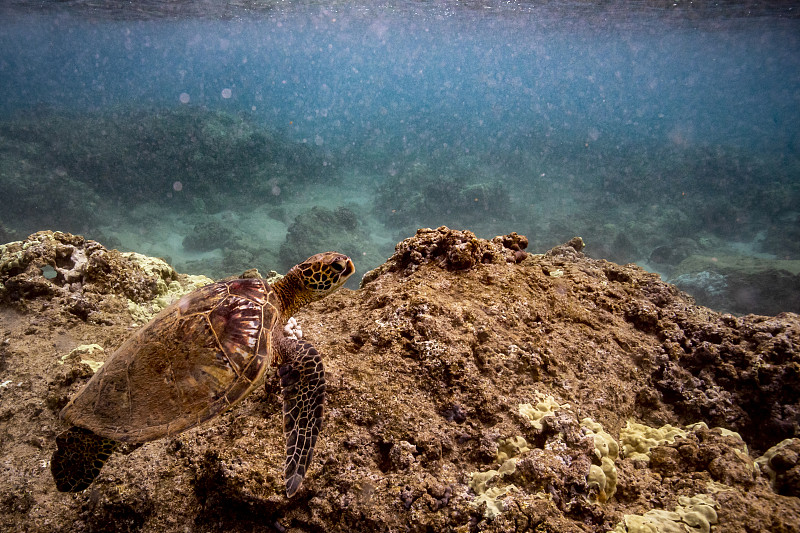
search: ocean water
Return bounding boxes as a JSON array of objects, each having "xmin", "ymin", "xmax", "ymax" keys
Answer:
[{"xmin": 1, "ymin": 1, "xmax": 799, "ymax": 314}]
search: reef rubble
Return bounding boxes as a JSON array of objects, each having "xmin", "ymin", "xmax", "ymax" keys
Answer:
[{"xmin": 0, "ymin": 227, "xmax": 798, "ymax": 532}]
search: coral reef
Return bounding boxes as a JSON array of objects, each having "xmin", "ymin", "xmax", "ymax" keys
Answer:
[
  {"xmin": 373, "ymin": 160, "xmax": 510, "ymax": 231},
  {"xmin": 670, "ymin": 254, "xmax": 800, "ymax": 315},
  {"xmin": 0, "ymin": 231, "xmax": 210, "ymax": 320},
  {"xmin": 182, "ymin": 221, "xmax": 237, "ymax": 252},
  {"xmin": 279, "ymin": 206, "xmax": 388, "ymax": 275},
  {"xmin": 0, "ymin": 107, "xmax": 336, "ymax": 235},
  {"xmin": 0, "ymin": 227, "xmax": 798, "ymax": 532}
]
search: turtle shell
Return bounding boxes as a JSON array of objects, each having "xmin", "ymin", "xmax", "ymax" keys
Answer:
[{"xmin": 60, "ymin": 278, "xmax": 281, "ymax": 443}]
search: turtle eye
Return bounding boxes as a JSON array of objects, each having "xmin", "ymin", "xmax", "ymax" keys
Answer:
[{"xmin": 330, "ymin": 262, "xmax": 344, "ymax": 273}]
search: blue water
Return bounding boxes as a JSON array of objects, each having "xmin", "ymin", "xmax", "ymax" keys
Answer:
[
  {"xmin": 3, "ymin": 7, "xmax": 798, "ymax": 152},
  {"xmin": 1, "ymin": 1, "xmax": 799, "ymax": 313}
]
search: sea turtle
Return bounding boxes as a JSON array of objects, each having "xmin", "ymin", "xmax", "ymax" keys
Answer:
[{"xmin": 51, "ymin": 252, "xmax": 354, "ymax": 497}]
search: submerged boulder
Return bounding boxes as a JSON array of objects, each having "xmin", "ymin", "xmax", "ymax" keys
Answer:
[
  {"xmin": 0, "ymin": 230, "xmax": 209, "ymax": 320},
  {"xmin": 374, "ymin": 161, "xmax": 510, "ymax": 231},
  {"xmin": 279, "ymin": 206, "xmax": 389, "ymax": 276},
  {"xmin": 182, "ymin": 220, "xmax": 237, "ymax": 252},
  {"xmin": 670, "ymin": 253, "xmax": 800, "ymax": 315}
]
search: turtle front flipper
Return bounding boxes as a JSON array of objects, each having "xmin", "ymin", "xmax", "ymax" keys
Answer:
[
  {"xmin": 277, "ymin": 339, "xmax": 325, "ymax": 497},
  {"xmin": 51, "ymin": 426, "xmax": 119, "ymax": 492}
]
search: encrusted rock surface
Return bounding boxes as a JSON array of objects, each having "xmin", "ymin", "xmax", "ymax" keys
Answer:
[
  {"xmin": 0, "ymin": 231, "xmax": 209, "ymax": 323},
  {"xmin": 361, "ymin": 226, "xmax": 529, "ymax": 284},
  {"xmin": 0, "ymin": 227, "xmax": 798, "ymax": 532}
]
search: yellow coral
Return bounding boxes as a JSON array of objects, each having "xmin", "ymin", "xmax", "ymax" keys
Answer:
[
  {"xmin": 582, "ymin": 418, "xmax": 619, "ymax": 503},
  {"xmin": 496, "ymin": 436, "xmax": 531, "ymax": 463},
  {"xmin": 519, "ymin": 393, "xmax": 570, "ymax": 430},
  {"xmin": 620, "ymin": 421, "xmax": 686, "ymax": 462},
  {"xmin": 613, "ymin": 495, "xmax": 718, "ymax": 533},
  {"xmin": 469, "ymin": 458, "xmax": 518, "ymax": 518}
]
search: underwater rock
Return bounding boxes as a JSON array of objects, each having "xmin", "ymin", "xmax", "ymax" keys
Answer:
[
  {"xmin": 361, "ymin": 226, "xmax": 528, "ymax": 285},
  {"xmin": 760, "ymin": 213, "xmax": 800, "ymax": 259},
  {"xmin": 0, "ymin": 231, "xmax": 211, "ymax": 325},
  {"xmin": 1, "ymin": 229, "xmax": 799, "ymax": 532},
  {"xmin": 670, "ymin": 270, "xmax": 729, "ymax": 309},
  {"xmin": 648, "ymin": 238, "xmax": 700, "ymax": 266},
  {"xmin": 670, "ymin": 254, "xmax": 800, "ymax": 315},
  {"xmin": 1, "ymin": 231, "xmax": 164, "ymax": 305},
  {"xmin": 373, "ymin": 161, "xmax": 510, "ymax": 231},
  {"xmin": 182, "ymin": 220, "xmax": 237, "ymax": 252},
  {"xmin": 756, "ymin": 438, "xmax": 800, "ymax": 498},
  {"xmin": 646, "ymin": 424, "xmax": 757, "ymax": 489},
  {"xmin": 279, "ymin": 206, "xmax": 387, "ymax": 275}
]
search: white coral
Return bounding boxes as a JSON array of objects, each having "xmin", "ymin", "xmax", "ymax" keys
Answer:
[{"xmin": 284, "ymin": 316, "xmax": 303, "ymax": 340}]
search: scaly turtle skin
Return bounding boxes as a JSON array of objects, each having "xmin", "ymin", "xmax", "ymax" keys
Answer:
[{"xmin": 51, "ymin": 252, "xmax": 354, "ymax": 497}]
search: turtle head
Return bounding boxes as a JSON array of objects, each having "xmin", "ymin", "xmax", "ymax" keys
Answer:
[
  {"xmin": 294, "ymin": 252, "xmax": 355, "ymax": 296},
  {"xmin": 277, "ymin": 252, "xmax": 355, "ymax": 316}
]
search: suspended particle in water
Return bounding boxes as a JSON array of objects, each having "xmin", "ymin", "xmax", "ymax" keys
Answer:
[
  {"xmin": 271, "ymin": 184, "xmax": 281, "ymax": 196},
  {"xmin": 221, "ymin": 88, "xmax": 232, "ymax": 99},
  {"xmin": 179, "ymin": 92, "xmax": 190, "ymax": 104},
  {"xmin": 173, "ymin": 181, "xmax": 184, "ymax": 192}
]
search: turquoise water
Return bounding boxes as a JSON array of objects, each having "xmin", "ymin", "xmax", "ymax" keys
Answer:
[{"xmin": 1, "ymin": 1, "xmax": 799, "ymax": 313}]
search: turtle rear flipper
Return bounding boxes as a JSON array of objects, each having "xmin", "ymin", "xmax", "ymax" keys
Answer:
[
  {"xmin": 278, "ymin": 340, "xmax": 325, "ymax": 497},
  {"xmin": 51, "ymin": 426, "xmax": 119, "ymax": 492}
]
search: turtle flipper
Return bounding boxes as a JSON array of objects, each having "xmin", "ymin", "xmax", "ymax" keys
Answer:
[
  {"xmin": 278, "ymin": 340, "xmax": 325, "ymax": 497},
  {"xmin": 51, "ymin": 426, "xmax": 119, "ymax": 492}
]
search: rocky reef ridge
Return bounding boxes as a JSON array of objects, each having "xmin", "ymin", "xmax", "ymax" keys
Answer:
[{"xmin": 0, "ymin": 227, "xmax": 798, "ymax": 532}]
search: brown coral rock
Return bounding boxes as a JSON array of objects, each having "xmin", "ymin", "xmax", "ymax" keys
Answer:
[
  {"xmin": 0, "ymin": 231, "xmax": 174, "ymax": 307},
  {"xmin": 0, "ymin": 228, "xmax": 799, "ymax": 532},
  {"xmin": 361, "ymin": 226, "xmax": 528, "ymax": 285}
]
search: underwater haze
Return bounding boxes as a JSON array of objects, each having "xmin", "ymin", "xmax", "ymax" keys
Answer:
[{"xmin": 1, "ymin": 0, "xmax": 799, "ymax": 315}]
